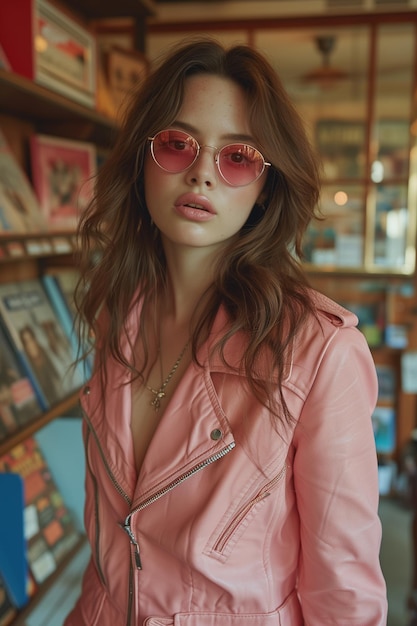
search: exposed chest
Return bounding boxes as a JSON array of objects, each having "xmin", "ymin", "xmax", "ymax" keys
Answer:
[{"xmin": 130, "ymin": 350, "xmax": 192, "ymax": 475}]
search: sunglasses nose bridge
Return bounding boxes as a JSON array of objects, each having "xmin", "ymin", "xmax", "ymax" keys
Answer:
[
  {"xmin": 191, "ymin": 143, "xmax": 222, "ymax": 177},
  {"xmin": 198, "ymin": 143, "xmax": 220, "ymax": 162}
]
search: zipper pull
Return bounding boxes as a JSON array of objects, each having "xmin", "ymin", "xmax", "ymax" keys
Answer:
[{"xmin": 121, "ymin": 517, "xmax": 142, "ymax": 570}]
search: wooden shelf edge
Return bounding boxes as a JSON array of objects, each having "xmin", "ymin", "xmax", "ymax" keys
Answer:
[
  {"xmin": 69, "ymin": 0, "xmax": 156, "ymax": 19},
  {"xmin": 0, "ymin": 391, "xmax": 82, "ymax": 457},
  {"xmin": 0, "ymin": 232, "xmax": 78, "ymax": 266},
  {"xmin": 305, "ymin": 265, "xmax": 416, "ymax": 278},
  {"xmin": 0, "ymin": 68, "xmax": 118, "ymax": 146}
]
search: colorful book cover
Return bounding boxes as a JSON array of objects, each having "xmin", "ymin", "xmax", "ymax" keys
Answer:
[
  {"xmin": 372, "ymin": 405, "xmax": 396, "ymax": 454},
  {"xmin": 18, "ymin": 279, "xmax": 85, "ymax": 396},
  {"xmin": 0, "ymin": 438, "xmax": 80, "ymax": 586},
  {"xmin": 0, "ymin": 280, "xmax": 84, "ymax": 410},
  {"xmin": 30, "ymin": 134, "xmax": 96, "ymax": 231},
  {"xmin": 0, "ymin": 472, "xmax": 28, "ymax": 609},
  {"xmin": 42, "ymin": 270, "xmax": 93, "ymax": 379},
  {"xmin": 0, "ymin": 128, "xmax": 47, "ymax": 234},
  {"xmin": 0, "ymin": 322, "xmax": 42, "ymax": 441},
  {"xmin": 0, "ymin": 282, "xmax": 48, "ymax": 411},
  {"xmin": 375, "ymin": 364, "xmax": 396, "ymax": 403},
  {"xmin": 340, "ymin": 299, "xmax": 385, "ymax": 348}
]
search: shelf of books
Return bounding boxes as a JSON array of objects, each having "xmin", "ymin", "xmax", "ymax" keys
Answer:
[
  {"xmin": 0, "ymin": 436, "xmax": 87, "ymax": 625},
  {"xmin": 0, "ymin": 0, "xmax": 155, "ymax": 622},
  {"xmin": 0, "ymin": 210, "xmax": 89, "ymax": 623},
  {"xmin": 0, "ymin": 14, "xmax": 99, "ymax": 620}
]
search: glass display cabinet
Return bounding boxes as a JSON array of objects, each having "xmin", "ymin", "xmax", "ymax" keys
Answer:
[{"xmin": 254, "ymin": 20, "xmax": 417, "ymax": 274}]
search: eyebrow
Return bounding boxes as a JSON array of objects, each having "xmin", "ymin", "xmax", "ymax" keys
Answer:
[{"xmin": 172, "ymin": 121, "xmax": 256, "ymax": 144}]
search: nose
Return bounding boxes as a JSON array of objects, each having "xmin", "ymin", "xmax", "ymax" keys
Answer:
[{"xmin": 185, "ymin": 145, "xmax": 218, "ymax": 188}]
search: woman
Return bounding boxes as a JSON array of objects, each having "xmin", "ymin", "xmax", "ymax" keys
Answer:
[{"xmin": 65, "ymin": 39, "xmax": 387, "ymax": 625}]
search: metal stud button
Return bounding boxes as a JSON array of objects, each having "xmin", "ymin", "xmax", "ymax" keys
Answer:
[{"xmin": 210, "ymin": 429, "xmax": 222, "ymax": 441}]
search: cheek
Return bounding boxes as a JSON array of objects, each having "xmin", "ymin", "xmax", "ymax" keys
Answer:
[{"xmin": 232, "ymin": 186, "xmax": 263, "ymax": 219}]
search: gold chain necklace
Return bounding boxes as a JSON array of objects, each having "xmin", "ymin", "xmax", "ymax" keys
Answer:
[{"xmin": 146, "ymin": 340, "xmax": 189, "ymax": 411}]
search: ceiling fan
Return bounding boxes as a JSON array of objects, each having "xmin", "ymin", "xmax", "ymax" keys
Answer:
[{"xmin": 302, "ymin": 35, "xmax": 349, "ymax": 88}]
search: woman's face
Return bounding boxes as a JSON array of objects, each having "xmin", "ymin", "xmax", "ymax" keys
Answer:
[
  {"xmin": 21, "ymin": 329, "xmax": 41, "ymax": 359},
  {"xmin": 144, "ymin": 74, "xmax": 267, "ymax": 256}
]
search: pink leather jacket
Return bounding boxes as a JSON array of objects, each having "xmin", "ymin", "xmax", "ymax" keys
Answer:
[{"xmin": 65, "ymin": 291, "xmax": 388, "ymax": 626}]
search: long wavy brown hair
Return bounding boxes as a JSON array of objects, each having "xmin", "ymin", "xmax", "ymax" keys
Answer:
[{"xmin": 75, "ymin": 38, "xmax": 322, "ymax": 422}]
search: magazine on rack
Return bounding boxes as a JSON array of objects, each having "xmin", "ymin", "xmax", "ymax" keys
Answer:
[
  {"xmin": 0, "ymin": 128, "xmax": 47, "ymax": 233},
  {"xmin": 0, "ymin": 280, "xmax": 84, "ymax": 410},
  {"xmin": 30, "ymin": 133, "xmax": 96, "ymax": 231},
  {"xmin": 0, "ymin": 321, "xmax": 42, "ymax": 440},
  {"xmin": 42, "ymin": 268, "xmax": 93, "ymax": 380}
]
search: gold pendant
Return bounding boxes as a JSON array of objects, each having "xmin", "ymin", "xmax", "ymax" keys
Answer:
[
  {"xmin": 150, "ymin": 390, "xmax": 165, "ymax": 411},
  {"xmin": 146, "ymin": 339, "xmax": 189, "ymax": 413}
]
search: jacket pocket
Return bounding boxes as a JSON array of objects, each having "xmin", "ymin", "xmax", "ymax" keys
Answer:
[
  {"xmin": 145, "ymin": 589, "xmax": 303, "ymax": 625},
  {"xmin": 207, "ymin": 464, "xmax": 287, "ymax": 560}
]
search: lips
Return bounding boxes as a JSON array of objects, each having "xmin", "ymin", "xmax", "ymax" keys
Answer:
[
  {"xmin": 174, "ymin": 193, "xmax": 215, "ymax": 214},
  {"xmin": 185, "ymin": 202, "xmax": 205, "ymax": 210}
]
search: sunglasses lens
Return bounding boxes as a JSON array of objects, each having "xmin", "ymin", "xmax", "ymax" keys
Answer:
[
  {"xmin": 151, "ymin": 131, "xmax": 267, "ymax": 186},
  {"xmin": 151, "ymin": 130, "xmax": 197, "ymax": 172},
  {"xmin": 218, "ymin": 144, "xmax": 265, "ymax": 186}
]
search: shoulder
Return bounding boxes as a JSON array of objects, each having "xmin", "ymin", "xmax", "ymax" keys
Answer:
[
  {"xmin": 308, "ymin": 288, "xmax": 359, "ymax": 329},
  {"xmin": 299, "ymin": 288, "xmax": 361, "ymax": 343},
  {"xmin": 207, "ymin": 290, "xmax": 366, "ymax": 379},
  {"xmin": 285, "ymin": 289, "xmax": 375, "ymax": 399}
]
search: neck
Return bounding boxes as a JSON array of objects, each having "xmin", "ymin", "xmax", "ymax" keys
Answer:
[{"xmin": 160, "ymin": 244, "xmax": 219, "ymax": 325}]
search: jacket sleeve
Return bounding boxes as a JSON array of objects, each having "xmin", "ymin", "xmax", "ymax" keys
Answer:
[{"xmin": 292, "ymin": 325, "xmax": 388, "ymax": 625}]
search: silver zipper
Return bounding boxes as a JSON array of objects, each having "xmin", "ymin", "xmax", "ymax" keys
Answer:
[
  {"xmin": 84, "ymin": 407, "xmax": 235, "ymax": 625},
  {"xmin": 134, "ymin": 442, "xmax": 235, "ymax": 513},
  {"xmin": 121, "ymin": 518, "xmax": 143, "ymax": 570},
  {"xmin": 83, "ymin": 409, "xmax": 132, "ymax": 506},
  {"xmin": 123, "ymin": 441, "xmax": 236, "ymax": 570},
  {"xmin": 84, "ymin": 407, "xmax": 235, "ymax": 570}
]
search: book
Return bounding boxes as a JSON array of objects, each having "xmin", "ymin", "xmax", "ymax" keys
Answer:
[
  {"xmin": 375, "ymin": 364, "xmax": 396, "ymax": 403},
  {"xmin": 0, "ymin": 280, "xmax": 85, "ymax": 411},
  {"xmin": 30, "ymin": 134, "xmax": 96, "ymax": 231},
  {"xmin": 19, "ymin": 279, "xmax": 86, "ymax": 395},
  {"xmin": 384, "ymin": 282, "xmax": 414, "ymax": 348},
  {"xmin": 0, "ymin": 0, "xmax": 95, "ymax": 108},
  {"xmin": 340, "ymin": 299, "xmax": 385, "ymax": 348},
  {"xmin": 0, "ymin": 438, "xmax": 80, "ymax": 587},
  {"xmin": 0, "ymin": 473, "xmax": 27, "ymax": 610},
  {"xmin": 0, "ymin": 128, "xmax": 47, "ymax": 234},
  {"xmin": 42, "ymin": 269, "xmax": 93, "ymax": 380},
  {"xmin": 0, "ymin": 322, "xmax": 42, "ymax": 441},
  {"xmin": 372, "ymin": 405, "xmax": 396, "ymax": 454},
  {"xmin": 401, "ymin": 351, "xmax": 417, "ymax": 394}
]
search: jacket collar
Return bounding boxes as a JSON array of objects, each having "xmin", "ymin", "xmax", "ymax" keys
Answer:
[{"xmin": 197, "ymin": 289, "xmax": 358, "ymax": 384}]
